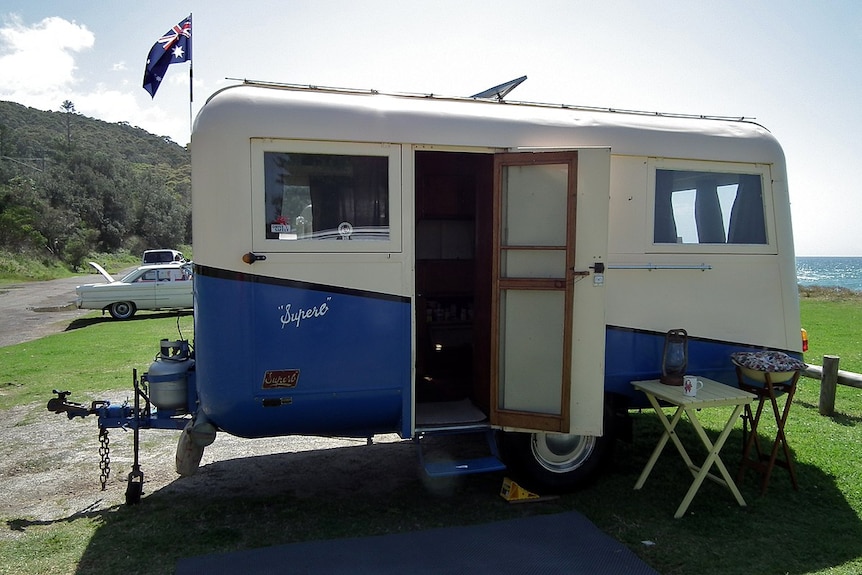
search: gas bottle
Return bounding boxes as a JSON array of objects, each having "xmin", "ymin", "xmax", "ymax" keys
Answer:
[{"xmin": 147, "ymin": 339, "xmax": 193, "ymax": 411}]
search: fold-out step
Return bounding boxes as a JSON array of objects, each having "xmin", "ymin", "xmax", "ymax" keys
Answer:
[
  {"xmin": 416, "ymin": 428, "xmax": 507, "ymax": 478},
  {"xmin": 422, "ymin": 454, "xmax": 508, "ymax": 477}
]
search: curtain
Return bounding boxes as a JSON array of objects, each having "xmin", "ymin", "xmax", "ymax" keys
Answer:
[
  {"xmin": 695, "ymin": 177, "xmax": 726, "ymax": 243},
  {"xmin": 654, "ymin": 170, "xmax": 679, "ymax": 243},
  {"xmin": 309, "ymin": 156, "xmax": 388, "ymax": 235},
  {"xmin": 728, "ymin": 175, "xmax": 766, "ymax": 244}
]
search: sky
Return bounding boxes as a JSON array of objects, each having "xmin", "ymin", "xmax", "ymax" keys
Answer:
[{"xmin": 1, "ymin": 1, "xmax": 860, "ymax": 256}]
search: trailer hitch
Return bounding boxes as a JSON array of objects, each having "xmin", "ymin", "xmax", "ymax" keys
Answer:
[
  {"xmin": 47, "ymin": 390, "xmax": 109, "ymax": 419},
  {"xmin": 46, "ymin": 367, "xmax": 191, "ymax": 504}
]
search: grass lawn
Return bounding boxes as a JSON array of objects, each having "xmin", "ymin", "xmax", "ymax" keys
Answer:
[{"xmin": 0, "ymin": 294, "xmax": 860, "ymax": 574}]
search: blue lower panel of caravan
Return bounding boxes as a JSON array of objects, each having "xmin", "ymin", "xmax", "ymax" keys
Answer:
[
  {"xmin": 603, "ymin": 325, "xmax": 802, "ymax": 407},
  {"xmin": 194, "ymin": 267, "xmax": 411, "ymax": 439}
]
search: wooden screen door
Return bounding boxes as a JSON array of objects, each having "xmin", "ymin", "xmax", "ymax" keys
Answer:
[{"xmin": 490, "ymin": 150, "xmax": 584, "ymax": 433}]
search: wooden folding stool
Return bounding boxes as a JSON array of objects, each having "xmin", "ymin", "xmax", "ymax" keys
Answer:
[{"xmin": 735, "ymin": 367, "xmax": 800, "ymax": 494}]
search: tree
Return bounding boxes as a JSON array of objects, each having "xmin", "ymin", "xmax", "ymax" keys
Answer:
[
  {"xmin": 129, "ymin": 163, "xmax": 191, "ymax": 248},
  {"xmin": 62, "ymin": 228, "xmax": 98, "ymax": 271},
  {"xmin": 0, "ymin": 205, "xmax": 46, "ymax": 251},
  {"xmin": 61, "ymin": 100, "xmax": 75, "ymax": 148},
  {"xmin": 0, "ymin": 100, "xmax": 191, "ymax": 269}
]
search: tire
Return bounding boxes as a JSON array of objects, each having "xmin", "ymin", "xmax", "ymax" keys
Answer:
[
  {"xmin": 108, "ymin": 301, "xmax": 136, "ymax": 320},
  {"xmin": 500, "ymin": 403, "xmax": 616, "ymax": 493}
]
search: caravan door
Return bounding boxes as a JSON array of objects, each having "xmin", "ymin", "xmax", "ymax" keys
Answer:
[{"xmin": 490, "ymin": 149, "xmax": 609, "ymax": 435}]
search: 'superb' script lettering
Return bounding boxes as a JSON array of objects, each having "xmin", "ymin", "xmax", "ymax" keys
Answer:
[{"xmin": 278, "ymin": 297, "xmax": 331, "ymax": 329}]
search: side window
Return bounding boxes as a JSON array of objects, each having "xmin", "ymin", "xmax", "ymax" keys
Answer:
[
  {"xmin": 654, "ymin": 169, "xmax": 767, "ymax": 245},
  {"xmin": 263, "ymin": 152, "xmax": 389, "ymax": 241},
  {"xmin": 136, "ymin": 271, "xmax": 158, "ymax": 282}
]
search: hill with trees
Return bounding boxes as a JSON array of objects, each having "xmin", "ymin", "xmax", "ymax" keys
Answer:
[{"xmin": 0, "ymin": 100, "xmax": 191, "ymax": 274}]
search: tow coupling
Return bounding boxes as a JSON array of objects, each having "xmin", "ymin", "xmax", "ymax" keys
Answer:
[{"xmin": 46, "ymin": 364, "xmax": 188, "ymax": 505}]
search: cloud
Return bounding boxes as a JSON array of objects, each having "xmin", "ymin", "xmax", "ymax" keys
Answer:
[
  {"xmin": 0, "ymin": 15, "xmax": 94, "ymax": 98},
  {"xmin": 0, "ymin": 15, "xmax": 189, "ymax": 145}
]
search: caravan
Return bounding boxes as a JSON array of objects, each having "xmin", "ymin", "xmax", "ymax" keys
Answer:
[{"xmin": 51, "ymin": 81, "xmax": 803, "ymax": 497}]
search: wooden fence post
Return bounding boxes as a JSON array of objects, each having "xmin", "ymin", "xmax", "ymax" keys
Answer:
[{"xmin": 819, "ymin": 355, "xmax": 840, "ymax": 416}]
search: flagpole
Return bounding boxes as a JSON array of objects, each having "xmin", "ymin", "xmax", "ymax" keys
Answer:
[{"xmin": 188, "ymin": 12, "xmax": 194, "ymax": 140}]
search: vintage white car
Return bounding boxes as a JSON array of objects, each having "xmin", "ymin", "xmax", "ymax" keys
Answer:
[{"xmin": 76, "ymin": 262, "xmax": 194, "ymax": 320}]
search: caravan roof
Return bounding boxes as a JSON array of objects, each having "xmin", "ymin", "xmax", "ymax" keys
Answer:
[{"xmin": 195, "ymin": 81, "xmax": 784, "ymax": 166}]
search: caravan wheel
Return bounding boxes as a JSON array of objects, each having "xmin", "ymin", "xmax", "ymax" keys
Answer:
[
  {"xmin": 501, "ymin": 395, "xmax": 620, "ymax": 492},
  {"xmin": 501, "ymin": 428, "xmax": 613, "ymax": 493}
]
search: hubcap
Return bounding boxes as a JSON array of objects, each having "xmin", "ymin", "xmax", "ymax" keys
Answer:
[{"xmin": 530, "ymin": 432, "xmax": 596, "ymax": 474}]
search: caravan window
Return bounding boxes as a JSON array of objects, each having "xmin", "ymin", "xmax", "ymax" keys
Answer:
[
  {"xmin": 653, "ymin": 169, "xmax": 767, "ymax": 245},
  {"xmin": 263, "ymin": 152, "xmax": 389, "ymax": 241}
]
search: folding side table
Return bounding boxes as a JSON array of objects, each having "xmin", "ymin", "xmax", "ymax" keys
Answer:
[
  {"xmin": 735, "ymin": 366, "xmax": 800, "ymax": 494},
  {"xmin": 632, "ymin": 377, "xmax": 756, "ymax": 518}
]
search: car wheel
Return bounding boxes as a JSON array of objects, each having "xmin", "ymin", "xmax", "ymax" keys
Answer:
[{"xmin": 109, "ymin": 301, "xmax": 136, "ymax": 320}]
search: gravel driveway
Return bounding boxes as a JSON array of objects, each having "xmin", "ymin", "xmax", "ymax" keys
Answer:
[{"xmin": 0, "ymin": 273, "xmax": 101, "ymax": 348}]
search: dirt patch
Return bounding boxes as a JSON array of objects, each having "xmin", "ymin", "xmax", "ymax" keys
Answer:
[{"xmin": 0, "ymin": 393, "xmax": 415, "ymax": 531}]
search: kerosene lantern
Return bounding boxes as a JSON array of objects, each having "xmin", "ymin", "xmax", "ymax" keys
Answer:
[{"xmin": 660, "ymin": 328, "xmax": 688, "ymax": 386}]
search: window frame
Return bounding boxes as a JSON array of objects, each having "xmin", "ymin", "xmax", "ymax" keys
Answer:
[
  {"xmin": 646, "ymin": 159, "xmax": 776, "ymax": 255},
  {"xmin": 250, "ymin": 139, "xmax": 402, "ymax": 253}
]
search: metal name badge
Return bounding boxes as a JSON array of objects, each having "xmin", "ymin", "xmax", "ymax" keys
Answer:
[{"xmin": 262, "ymin": 369, "xmax": 300, "ymax": 389}]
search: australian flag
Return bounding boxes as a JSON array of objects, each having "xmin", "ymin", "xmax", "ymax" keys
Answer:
[{"xmin": 143, "ymin": 15, "xmax": 192, "ymax": 98}]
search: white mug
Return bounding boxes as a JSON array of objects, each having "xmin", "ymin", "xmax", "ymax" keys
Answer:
[{"xmin": 683, "ymin": 375, "xmax": 703, "ymax": 397}]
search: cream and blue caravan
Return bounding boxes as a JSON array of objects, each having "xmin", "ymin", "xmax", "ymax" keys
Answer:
[{"xmin": 185, "ymin": 81, "xmax": 801, "ymax": 491}]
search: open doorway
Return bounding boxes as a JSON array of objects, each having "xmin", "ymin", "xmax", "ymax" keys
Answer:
[{"xmin": 414, "ymin": 150, "xmax": 493, "ymax": 422}]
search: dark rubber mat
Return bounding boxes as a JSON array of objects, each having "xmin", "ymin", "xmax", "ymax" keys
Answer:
[{"xmin": 176, "ymin": 511, "xmax": 659, "ymax": 574}]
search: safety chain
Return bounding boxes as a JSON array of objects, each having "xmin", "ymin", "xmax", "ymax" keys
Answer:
[{"xmin": 98, "ymin": 426, "xmax": 111, "ymax": 491}]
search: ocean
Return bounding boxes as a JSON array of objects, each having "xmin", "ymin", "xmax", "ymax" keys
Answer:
[{"xmin": 796, "ymin": 257, "xmax": 862, "ymax": 292}]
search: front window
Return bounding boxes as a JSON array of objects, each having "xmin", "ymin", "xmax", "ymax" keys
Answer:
[
  {"xmin": 263, "ymin": 152, "xmax": 389, "ymax": 241},
  {"xmin": 654, "ymin": 169, "xmax": 767, "ymax": 245}
]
